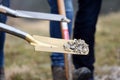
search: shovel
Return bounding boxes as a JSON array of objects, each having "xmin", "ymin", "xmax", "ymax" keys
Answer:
[
  {"xmin": 0, "ymin": 5, "xmax": 70, "ymax": 22},
  {"xmin": 0, "ymin": 22, "xmax": 89, "ymax": 55},
  {"xmin": 57, "ymin": 0, "xmax": 73, "ymax": 80}
]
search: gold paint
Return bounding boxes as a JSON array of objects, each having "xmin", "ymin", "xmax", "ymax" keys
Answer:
[{"xmin": 25, "ymin": 34, "xmax": 57, "ymax": 48}]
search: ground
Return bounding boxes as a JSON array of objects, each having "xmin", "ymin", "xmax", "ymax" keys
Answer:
[{"xmin": 4, "ymin": 12, "xmax": 120, "ymax": 80}]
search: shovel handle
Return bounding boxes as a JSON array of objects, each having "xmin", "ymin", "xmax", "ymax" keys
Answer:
[
  {"xmin": 57, "ymin": 0, "xmax": 73, "ymax": 80},
  {"xmin": 0, "ymin": 5, "xmax": 17, "ymax": 17},
  {"xmin": 0, "ymin": 23, "xmax": 28, "ymax": 38},
  {"xmin": 0, "ymin": 22, "xmax": 37, "ymax": 44}
]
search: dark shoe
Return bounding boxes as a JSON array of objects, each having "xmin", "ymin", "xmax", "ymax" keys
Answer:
[
  {"xmin": 51, "ymin": 66, "xmax": 91, "ymax": 80},
  {"xmin": 73, "ymin": 67, "xmax": 91, "ymax": 80},
  {"xmin": 51, "ymin": 66, "xmax": 66, "ymax": 80},
  {"xmin": 0, "ymin": 67, "xmax": 5, "ymax": 80}
]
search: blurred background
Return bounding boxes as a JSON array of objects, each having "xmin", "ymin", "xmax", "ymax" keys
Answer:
[{"xmin": 4, "ymin": 0, "xmax": 120, "ymax": 80}]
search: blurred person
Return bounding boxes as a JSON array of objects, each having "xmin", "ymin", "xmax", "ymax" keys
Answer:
[
  {"xmin": 0, "ymin": 0, "xmax": 10, "ymax": 80},
  {"xmin": 72, "ymin": 0, "xmax": 102, "ymax": 80},
  {"xmin": 48, "ymin": 0, "xmax": 102, "ymax": 80}
]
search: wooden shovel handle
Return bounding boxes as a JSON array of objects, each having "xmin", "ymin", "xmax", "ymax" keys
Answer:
[
  {"xmin": 57, "ymin": 0, "xmax": 66, "ymax": 15},
  {"xmin": 57, "ymin": 0, "xmax": 72, "ymax": 80}
]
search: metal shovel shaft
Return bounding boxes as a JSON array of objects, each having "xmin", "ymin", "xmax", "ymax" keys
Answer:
[
  {"xmin": 0, "ymin": 5, "xmax": 70, "ymax": 22},
  {"xmin": 0, "ymin": 22, "xmax": 55, "ymax": 47}
]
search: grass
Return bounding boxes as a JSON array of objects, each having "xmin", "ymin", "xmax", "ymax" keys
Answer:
[
  {"xmin": 95, "ymin": 12, "xmax": 120, "ymax": 66},
  {"xmin": 4, "ymin": 12, "xmax": 120, "ymax": 80},
  {"xmin": 5, "ymin": 18, "xmax": 52, "ymax": 80}
]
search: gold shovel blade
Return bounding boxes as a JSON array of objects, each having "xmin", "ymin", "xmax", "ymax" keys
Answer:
[{"xmin": 33, "ymin": 35, "xmax": 89, "ymax": 55}]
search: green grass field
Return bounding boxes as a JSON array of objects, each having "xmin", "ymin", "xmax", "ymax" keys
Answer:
[{"xmin": 4, "ymin": 12, "xmax": 120, "ymax": 80}]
